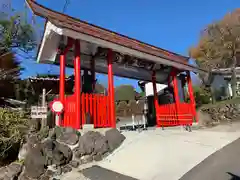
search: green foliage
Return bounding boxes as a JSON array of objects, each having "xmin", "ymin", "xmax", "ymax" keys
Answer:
[
  {"xmin": 0, "ymin": 108, "xmax": 29, "ymax": 162},
  {"xmin": 138, "ymin": 91, "xmax": 145, "ymax": 98},
  {"xmin": 115, "ymin": 85, "xmax": 136, "ymax": 101},
  {"xmin": 192, "ymin": 86, "xmax": 211, "ymax": 108},
  {"xmin": 0, "ymin": 52, "xmax": 21, "ymax": 98},
  {"xmin": 0, "ymin": 7, "xmax": 37, "ymax": 98},
  {"xmin": 0, "ymin": 12, "xmax": 37, "ymax": 54}
]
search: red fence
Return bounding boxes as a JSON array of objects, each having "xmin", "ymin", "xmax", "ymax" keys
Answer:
[
  {"xmin": 58, "ymin": 93, "xmax": 110, "ymax": 129},
  {"xmin": 81, "ymin": 93, "xmax": 110, "ymax": 128},
  {"xmin": 156, "ymin": 103, "xmax": 193, "ymax": 127}
]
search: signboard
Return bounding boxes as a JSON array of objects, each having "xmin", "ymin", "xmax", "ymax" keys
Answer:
[
  {"xmin": 31, "ymin": 106, "xmax": 47, "ymax": 119},
  {"xmin": 50, "ymin": 100, "xmax": 64, "ymax": 115}
]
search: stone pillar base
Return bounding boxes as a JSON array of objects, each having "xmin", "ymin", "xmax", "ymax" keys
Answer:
[{"xmin": 82, "ymin": 124, "xmax": 94, "ymax": 134}]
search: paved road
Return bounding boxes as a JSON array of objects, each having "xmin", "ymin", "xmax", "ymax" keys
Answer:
[
  {"xmin": 180, "ymin": 137, "xmax": 240, "ymax": 180},
  {"xmin": 98, "ymin": 125, "xmax": 240, "ymax": 180},
  {"xmin": 60, "ymin": 123, "xmax": 240, "ymax": 180}
]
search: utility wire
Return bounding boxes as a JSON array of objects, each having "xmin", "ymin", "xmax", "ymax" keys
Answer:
[
  {"xmin": 44, "ymin": 0, "xmax": 72, "ymax": 75},
  {"xmin": 62, "ymin": 0, "xmax": 71, "ymax": 13}
]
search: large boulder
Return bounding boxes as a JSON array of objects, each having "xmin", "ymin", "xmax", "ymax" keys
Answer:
[
  {"xmin": 24, "ymin": 143, "xmax": 45, "ymax": 179},
  {"xmin": 0, "ymin": 162, "xmax": 22, "ymax": 180},
  {"xmin": 75, "ymin": 131, "xmax": 109, "ymax": 158},
  {"xmin": 42, "ymin": 139, "xmax": 73, "ymax": 166},
  {"xmin": 55, "ymin": 142, "xmax": 73, "ymax": 164},
  {"xmin": 18, "ymin": 167, "xmax": 33, "ymax": 180},
  {"xmin": 18, "ymin": 132, "xmax": 42, "ymax": 162},
  {"xmin": 105, "ymin": 129, "xmax": 125, "ymax": 152},
  {"xmin": 6, "ymin": 162, "xmax": 23, "ymax": 179},
  {"xmin": 78, "ymin": 131, "xmax": 96, "ymax": 155},
  {"xmin": 93, "ymin": 135, "xmax": 109, "ymax": 155},
  {"xmin": 57, "ymin": 127, "xmax": 80, "ymax": 146}
]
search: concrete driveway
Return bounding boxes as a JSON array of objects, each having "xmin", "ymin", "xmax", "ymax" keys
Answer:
[{"xmin": 98, "ymin": 124, "xmax": 240, "ymax": 180}]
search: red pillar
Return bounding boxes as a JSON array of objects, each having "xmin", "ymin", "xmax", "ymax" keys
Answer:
[
  {"xmin": 107, "ymin": 49, "xmax": 116, "ymax": 128},
  {"xmin": 59, "ymin": 53, "xmax": 66, "ymax": 106},
  {"xmin": 171, "ymin": 69, "xmax": 180, "ymax": 121},
  {"xmin": 186, "ymin": 71, "xmax": 198, "ymax": 122},
  {"xmin": 59, "ymin": 38, "xmax": 73, "ymax": 126},
  {"xmin": 74, "ymin": 39, "xmax": 81, "ymax": 129}
]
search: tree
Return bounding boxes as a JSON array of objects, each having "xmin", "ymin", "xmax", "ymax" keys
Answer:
[
  {"xmin": 189, "ymin": 9, "xmax": 240, "ymax": 98},
  {"xmin": 0, "ymin": 52, "xmax": 20, "ymax": 79},
  {"xmin": 0, "ymin": 2, "xmax": 37, "ymax": 78},
  {"xmin": 192, "ymin": 86, "xmax": 211, "ymax": 108},
  {"xmin": 0, "ymin": 52, "xmax": 21, "ymax": 97},
  {"xmin": 0, "ymin": 2, "xmax": 37, "ymax": 98},
  {"xmin": 115, "ymin": 85, "xmax": 136, "ymax": 102}
]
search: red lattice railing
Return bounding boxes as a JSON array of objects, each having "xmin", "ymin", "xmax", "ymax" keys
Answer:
[
  {"xmin": 57, "ymin": 93, "xmax": 110, "ymax": 129},
  {"xmin": 156, "ymin": 103, "xmax": 193, "ymax": 127}
]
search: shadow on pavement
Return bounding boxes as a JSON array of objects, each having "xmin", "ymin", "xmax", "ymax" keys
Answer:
[
  {"xmin": 180, "ymin": 138, "xmax": 240, "ymax": 180},
  {"xmin": 228, "ymin": 172, "xmax": 240, "ymax": 180},
  {"xmin": 80, "ymin": 165, "xmax": 138, "ymax": 180}
]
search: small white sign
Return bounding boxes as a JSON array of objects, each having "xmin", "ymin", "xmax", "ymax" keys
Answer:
[
  {"xmin": 52, "ymin": 101, "xmax": 63, "ymax": 113},
  {"xmin": 31, "ymin": 106, "xmax": 47, "ymax": 119}
]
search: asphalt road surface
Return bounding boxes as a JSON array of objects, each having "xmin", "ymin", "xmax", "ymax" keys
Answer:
[
  {"xmin": 81, "ymin": 165, "xmax": 138, "ymax": 180},
  {"xmin": 180, "ymin": 137, "xmax": 240, "ymax": 180}
]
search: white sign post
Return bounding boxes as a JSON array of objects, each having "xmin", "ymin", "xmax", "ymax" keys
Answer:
[
  {"xmin": 50, "ymin": 100, "xmax": 64, "ymax": 126},
  {"xmin": 31, "ymin": 106, "xmax": 47, "ymax": 119}
]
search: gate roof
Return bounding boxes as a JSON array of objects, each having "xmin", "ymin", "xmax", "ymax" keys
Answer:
[{"xmin": 26, "ymin": 0, "xmax": 206, "ymax": 83}]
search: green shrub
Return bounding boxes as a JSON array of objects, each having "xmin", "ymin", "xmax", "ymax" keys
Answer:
[
  {"xmin": 186, "ymin": 86, "xmax": 211, "ymax": 108},
  {"xmin": 0, "ymin": 108, "xmax": 29, "ymax": 163}
]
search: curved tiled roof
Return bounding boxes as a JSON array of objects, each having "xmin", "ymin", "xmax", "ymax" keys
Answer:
[{"xmin": 26, "ymin": 0, "xmax": 189, "ymax": 65}]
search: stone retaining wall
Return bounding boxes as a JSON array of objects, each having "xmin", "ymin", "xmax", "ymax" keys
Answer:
[
  {"xmin": 0, "ymin": 127, "xmax": 126, "ymax": 180},
  {"xmin": 198, "ymin": 103, "xmax": 240, "ymax": 127}
]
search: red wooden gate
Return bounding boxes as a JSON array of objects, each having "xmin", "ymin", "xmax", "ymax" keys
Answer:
[
  {"xmin": 57, "ymin": 93, "xmax": 110, "ymax": 129},
  {"xmin": 81, "ymin": 93, "xmax": 110, "ymax": 128},
  {"xmin": 156, "ymin": 103, "xmax": 193, "ymax": 127}
]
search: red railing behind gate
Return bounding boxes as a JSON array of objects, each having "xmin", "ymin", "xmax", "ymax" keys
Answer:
[
  {"xmin": 156, "ymin": 103, "xmax": 193, "ymax": 127},
  {"xmin": 57, "ymin": 93, "xmax": 110, "ymax": 129},
  {"xmin": 62, "ymin": 95, "xmax": 76, "ymax": 128},
  {"xmin": 81, "ymin": 93, "xmax": 110, "ymax": 128}
]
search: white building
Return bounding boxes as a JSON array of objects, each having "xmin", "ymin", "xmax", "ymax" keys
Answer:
[
  {"xmin": 211, "ymin": 67, "xmax": 240, "ymax": 98},
  {"xmin": 138, "ymin": 78, "xmax": 185, "ymax": 102}
]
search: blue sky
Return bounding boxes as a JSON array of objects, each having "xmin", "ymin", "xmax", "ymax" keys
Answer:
[{"xmin": 7, "ymin": 0, "xmax": 240, "ymax": 90}]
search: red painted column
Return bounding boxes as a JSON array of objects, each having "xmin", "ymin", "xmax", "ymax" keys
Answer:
[
  {"xmin": 107, "ymin": 49, "xmax": 116, "ymax": 128},
  {"xmin": 59, "ymin": 38, "xmax": 74, "ymax": 105},
  {"xmin": 186, "ymin": 71, "xmax": 198, "ymax": 122},
  {"xmin": 74, "ymin": 39, "xmax": 81, "ymax": 129},
  {"xmin": 59, "ymin": 53, "xmax": 66, "ymax": 106},
  {"xmin": 172, "ymin": 69, "xmax": 180, "ymax": 121}
]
